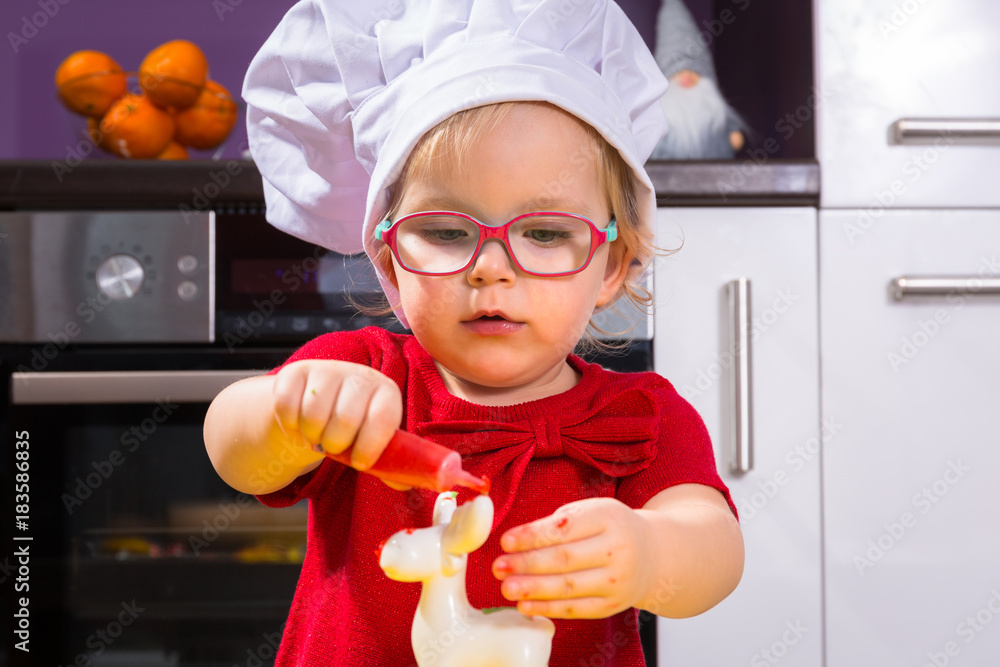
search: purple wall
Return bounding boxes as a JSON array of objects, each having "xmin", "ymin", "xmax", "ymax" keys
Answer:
[{"xmin": 0, "ymin": 0, "xmax": 698, "ymax": 161}]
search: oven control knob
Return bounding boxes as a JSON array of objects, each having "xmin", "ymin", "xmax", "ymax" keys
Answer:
[{"xmin": 96, "ymin": 254, "xmax": 145, "ymax": 300}]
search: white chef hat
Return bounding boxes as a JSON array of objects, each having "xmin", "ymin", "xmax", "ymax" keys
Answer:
[{"xmin": 243, "ymin": 0, "xmax": 669, "ymax": 326}]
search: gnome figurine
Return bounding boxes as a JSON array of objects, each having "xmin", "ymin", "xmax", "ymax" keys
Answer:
[{"xmin": 649, "ymin": 0, "xmax": 745, "ymax": 160}]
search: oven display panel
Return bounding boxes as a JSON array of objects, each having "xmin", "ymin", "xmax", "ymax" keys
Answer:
[{"xmin": 230, "ymin": 255, "xmax": 381, "ymax": 295}]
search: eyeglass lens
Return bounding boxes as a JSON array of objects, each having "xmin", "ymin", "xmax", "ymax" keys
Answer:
[{"xmin": 394, "ymin": 213, "xmax": 596, "ymax": 275}]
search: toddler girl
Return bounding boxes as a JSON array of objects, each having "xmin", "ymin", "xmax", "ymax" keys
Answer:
[{"xmin": 205, "ymin": 1, "xmax": 743, "ymax": 665}]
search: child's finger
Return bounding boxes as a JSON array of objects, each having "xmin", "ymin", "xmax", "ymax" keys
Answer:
[
  {"xmin": 296, "ymin": 373, "xmax": 343, "ymax": 447},
  {"xmin": 492, "ymin": 534, "xmax": 609, "ymax": 579},
  {"xmin": 320, "ymin": 372, "xmax": 375, "ymax": 455},
  {"xmin": 500, "ymin": 505, "xmax": 602, "ymax": 553},
  {"xmin": 351, "ymin": 379, "xmax": 402, "ymax": 470},
  {"xmin": 514, "ymin": 596, "xmax": 611, "ymax": 620},
  {"xmin": 500, "ymin": 566, "xmax": 614, "ymax": 605},
  {"xmin": 272, "ymin": 363, "xmax": 309, "ymax": 438},
  {"xmin": 317, "ymin": 413, "xmax": 360, "ymax": 457}
]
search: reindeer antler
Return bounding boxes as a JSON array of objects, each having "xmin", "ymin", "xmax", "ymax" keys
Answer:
[
  {"xmin": 432, "ymin": 491, "xmax": 459, "ymax": 525},
  {"xmin": 442, "ymin": 495, "xmax": 493, "ymax": 555}
]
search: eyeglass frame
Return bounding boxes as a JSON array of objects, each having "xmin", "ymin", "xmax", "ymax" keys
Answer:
[{"xmin": 374, "ymin": 210, "xmax": 618, "ymax": 277}]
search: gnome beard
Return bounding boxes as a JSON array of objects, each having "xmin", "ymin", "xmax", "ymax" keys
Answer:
[{"xmin": 651, "ymin": 76, "xmax": 738, "ymax": 160}]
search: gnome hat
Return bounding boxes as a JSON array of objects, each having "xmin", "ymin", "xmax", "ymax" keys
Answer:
[{"xmin": 655, "ymin": 0, "xmax": 718, "ymax": 80}]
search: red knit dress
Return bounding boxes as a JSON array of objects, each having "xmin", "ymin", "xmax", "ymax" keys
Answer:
[{"xmin": 259, "ymin": 327, "xmax": 736, "ymax": 666}]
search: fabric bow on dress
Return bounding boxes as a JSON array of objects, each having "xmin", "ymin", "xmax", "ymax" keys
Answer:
[{"xmin": 414, "ymin": 387, "xmax": 661, "ymax": 526}]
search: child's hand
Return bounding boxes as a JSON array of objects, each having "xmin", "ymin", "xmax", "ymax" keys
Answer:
[
  {"xmin": 491, "ymin": 498, "xmax": 653, "ymax": 619},
  {"xmin": 271, "ymin": 359, "xmax": 405, "ymax": 489}
]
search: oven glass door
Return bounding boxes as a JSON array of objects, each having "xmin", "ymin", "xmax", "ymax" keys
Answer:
[{"xmin": 3, "ymin": 348, "xmax": 302, "ymax": 667}]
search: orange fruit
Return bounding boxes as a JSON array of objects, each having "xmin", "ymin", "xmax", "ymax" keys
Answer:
[
  {"xmin": 56, "ymin": 50, "xmax": 127, "ymax": 117},
  {"xmin": 86, "ymin": 117, "xmax": 114, "ymax": 154},
  {"xmin": 173, "ymin": 80, "xmax": 237, "ymax": 149},
  {"xmin": 157, "ymin": 141, "xmax": 189, "ymax": 160},
  {"xmin": 139, "ymin": 40, "xmax": 208, "ymax": 110},
  {"xmin": 98, "ymin": 94, "xmax": 176, "ymax": 159}
]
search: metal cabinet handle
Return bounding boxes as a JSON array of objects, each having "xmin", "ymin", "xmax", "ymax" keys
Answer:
[
  {"xmin": 728, "ymin": 278, "xmax": 753, "ymax": 473},
  {"xmin": 11, "ymin": 370, "xmax": 266, "ymax": 405},
  {"xmin": 891, "ymin": 276, "xmax": 1000, "ymax": 300},
  {"xmin": 891, "ymin": 118, "xmax": 1000, "ymax": 145}
]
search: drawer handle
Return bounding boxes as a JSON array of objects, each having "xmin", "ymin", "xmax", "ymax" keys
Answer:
[
  {"xmin": 728, "ymin": 278, "xmax": 754, "ymax": 473},
  {"xmin": 11, "ymin": 370, "xmax": 265, "ymax": 405},
  {"xmin": 890, "ymin": 118, "xmax": 1000, "ymax": 146},
  {"xmin": 891, "ymin": 276, "xmax": 1000, "ymax": 300}
]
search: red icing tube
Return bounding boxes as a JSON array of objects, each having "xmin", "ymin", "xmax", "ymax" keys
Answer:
[{"xmin": 321, "ymin": 429, "xmax": 489, "ymax": 494}]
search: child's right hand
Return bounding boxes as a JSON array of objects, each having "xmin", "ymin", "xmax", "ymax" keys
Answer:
[{"xmin": 271, "ymin": 359, "xmax": 405, "ymax": 488}]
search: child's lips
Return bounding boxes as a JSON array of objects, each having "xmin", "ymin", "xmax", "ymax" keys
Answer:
[{"xmin": 462, "ymin": 314, "xmax": 525, "ymax": 336}]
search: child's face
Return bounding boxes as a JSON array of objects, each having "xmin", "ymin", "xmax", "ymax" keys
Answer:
[{"xmin": 389, "ymin": 103, "xmax": 627, "ymax": 402}]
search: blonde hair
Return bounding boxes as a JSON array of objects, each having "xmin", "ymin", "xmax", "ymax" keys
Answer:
[{"xmin": 367, "ymin": 101, "xmax": 671, "ymax": 353}]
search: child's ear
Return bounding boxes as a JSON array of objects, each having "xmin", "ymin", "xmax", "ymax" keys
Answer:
[{"xmin": 595, "ymin": 245, "xmax": 631, "ymax": 310}]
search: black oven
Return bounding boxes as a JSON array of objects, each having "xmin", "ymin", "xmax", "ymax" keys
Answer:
[
  {"xmin": 1, "ymin": 203, "xmax": 653, "ymax": 666},
  {"xmin": 0, "ymin": 208, "xmax": 401, "ymax": 666}
]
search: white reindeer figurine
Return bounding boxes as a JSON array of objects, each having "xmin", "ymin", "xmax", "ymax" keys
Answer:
[{"xmin": 379, "ymin": 492, "xmax": 555, "ymax": 667}]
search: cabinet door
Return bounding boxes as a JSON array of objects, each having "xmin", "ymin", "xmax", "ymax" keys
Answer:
[
  {"xmin": 821, "ymin": 210, "xmax": 1000, "ymax": 666},
  {"xmin": 817, "ymin": 0, "xmax": 1000, "ymax": 207},
  {"xmin": 653, "ymin": 208, "xmax": 822, "ymax": 666}
]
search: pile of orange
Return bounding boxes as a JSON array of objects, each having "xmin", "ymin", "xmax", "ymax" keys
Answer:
[{"xmin": 56, "ymin": 41, "xmax": 238, "ymax": 160}]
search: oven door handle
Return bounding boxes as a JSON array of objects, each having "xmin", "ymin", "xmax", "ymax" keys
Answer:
[{"xmin": 11, "ymin": 370, "xmax": 266, "ymax": 405}]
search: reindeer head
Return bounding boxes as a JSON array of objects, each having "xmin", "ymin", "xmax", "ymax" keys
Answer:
[{"xmin": 380, "ymin": 492, "xmax": 494, "ymax": 581}]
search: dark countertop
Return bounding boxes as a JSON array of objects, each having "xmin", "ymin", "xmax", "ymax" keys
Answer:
[
  {"xmin": 646, "ymin": 160, "xmax": 820, "ymax": 206},
  {"xmin": 0, "ymin": 160, "xmax": 267, "ymax": 213},
  {"xmin": 0, "ymin": 159, "xmax": 819, "ymax": 210}
]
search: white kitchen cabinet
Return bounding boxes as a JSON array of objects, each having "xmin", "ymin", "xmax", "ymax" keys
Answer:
[
  {"xmin": 816, "ymin": 0, "xmax": 1000, "ymax": 208},
  {"xmin": 653, "ymin": 207, "xmax": 822, "ymax": 666},
  {"xmin": 820, "ymin": 209, "xmax": 1000, "ymax": 667}
]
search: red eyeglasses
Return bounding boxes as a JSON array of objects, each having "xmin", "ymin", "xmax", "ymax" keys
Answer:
[{"xmin": 375, "ymin": 211, "xmax": 618, "ymax": 277}]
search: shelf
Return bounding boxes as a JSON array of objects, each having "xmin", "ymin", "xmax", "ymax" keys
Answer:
[
  {"xmin": 37, "ymin": 558, "xmax": 301, "ymax": 619},
  {"xmin": 0, "ymin": 159, "xmax": 820, "ymax": 210},
  {"xmin": 648, "ymin": 160, "xmax": 819, "ymax": 206}
]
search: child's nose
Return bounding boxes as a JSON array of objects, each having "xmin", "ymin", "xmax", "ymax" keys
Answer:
[{"xmin": 467, "ymin": 239, "xmax": 517, "ymax": 283}]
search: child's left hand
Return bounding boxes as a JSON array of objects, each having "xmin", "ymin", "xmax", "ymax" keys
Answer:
[{"xmin": 492, "ymin": 497, "xmax": 653, "ymax": 619}]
